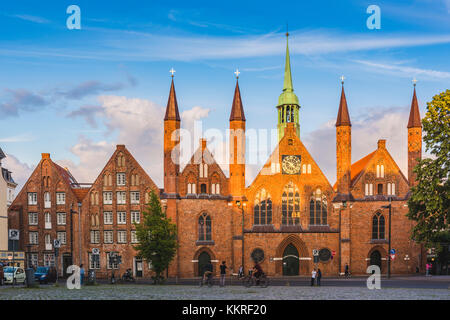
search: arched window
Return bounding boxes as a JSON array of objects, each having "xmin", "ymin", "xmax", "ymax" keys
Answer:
[
  {"xmin": 376, "ymin": 165, "xmax": 380, "ymax": 178},
  {"xmin": 282, "ymin": 182, "xmax": 300, "ymax": 225},
  {"xmin": 380, "ymin": 165, "xmax": 384, "ymax": 178},
  {"xmin": 372, "ymin": 212, "xmax": 385, "ymax": 239},
  {"xmin": 307, "ymin": 164, "xmax": 312, "ymax": 174},
  {"xmin": 302, "ymin": 164, "xmax": 307, "ymax": 174},
  {"xmin": 198, "ymin": 213, "xmax": 211, "ymax": 241},
  {"xmin": 253, "ymin": 189, "xmax": 272, "ymax": 225},
  {"xmin": 309, "ymin": 188, "xmax": 327, "ymax": 225},
  {"xmin": 187, "ymin": 183, "xmax": 192, "ymax": 194}
]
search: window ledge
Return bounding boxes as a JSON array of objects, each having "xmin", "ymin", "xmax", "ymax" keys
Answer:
[{"xmin": 196, "ymin": 240, "xmax": 215, "ymax": 246}]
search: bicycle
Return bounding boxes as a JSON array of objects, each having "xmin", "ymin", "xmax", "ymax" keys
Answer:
[
  {"xmin": 242, "ymin": 270, "xmax": 269, "ymax": 288},
  {"xmin": 199, "ymin": 272, "xmax": 214, "ymax": 287}
]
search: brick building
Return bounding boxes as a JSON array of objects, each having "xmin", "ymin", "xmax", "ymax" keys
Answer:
[{"xmin": 9, "ymin": 34, "xmax": 425, "ymax": 278}]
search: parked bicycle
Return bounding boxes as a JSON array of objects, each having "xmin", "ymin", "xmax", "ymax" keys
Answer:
[{"xmin": 199, "ymin": 271, "xmax": 214, "ymax": 287}]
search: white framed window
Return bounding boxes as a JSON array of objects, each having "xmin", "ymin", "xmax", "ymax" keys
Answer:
[
  {"xmin": 130, "ymin": 191, "xmax": 140, "ymax": 204},
  {"xmin": 29, "ymin": 253, "xmax": 38, "ymax": 267},
  {"xmin": 302, "ymin": 164, "xmax": 307, "ymax": 174},
  {"xmin": 44, "ymin": 192, "xmax": 51, "ymax": 208},
  {"xmin": 103, "ymin": 211, "xmax": 113, "ymax": 225},
  {"xmin": 381, "ymin": 165, "xmax": 385, "ymax": 178},
  {"xmin": 131, "ymin": 230, "xmax": 138, "ymax": 243},
  {"xmin": 131, "ymin": 211, "xmax": 140, "ymax": 224},
  {"xmin": 56, "ymin": 192, "xmax": 66, "ymax": 205},
  {"xmin": 376, "ymin": 165, "xmax": 380, "ymax": 178},
  {"xmin": 211, "ymin": 184, "xmax": 215, "ymax": 194},
  {"xmin": 369, "ymin": 184, "xmax": 373, "ymax": 196},
  {"xmin": 107, "ymin": 252, "xmax": 119, "ymax": 269},
  {"xmin": 44, "ymin": 253, "xmax": 55, "ymax": 267},
  {"xmin": 104, "ymin": 230, "xmax": 113, "ymax": 244},
  {"xmin": 192, "ymin": 183, "xmax": 196, "ymax": 194},
  {"xmin": 391, "ymin": 183, "xmax": 395, "ymax": 195},
  {"xmin": 276, "ymin": 163, "xmax": 281, "ymax": 173},
  {"xmin": 103, "ymin": 192, "xmax": 113, "ymax": 205},
  {"xmin": 88, "ymin": 253, "xmax": 100, "ymax": 269},
  {"xmin": 117, "ymin": 211, "xmax": 126, "ymax": 224},
  {"xmin": 28, "ymin": 212, "xmax": 38, "ymax": 225},
  {"xmin": 117, "ymin": 230, "xmax": 127, "ymax": 243},
  {"xmin": 199, "ymin": 164, "xmax": 203, "ymax": 178},
  {"xmin": 271, "ymin": 163, "xmax": 276, "ymax": 174},
  {"xmin": 44, "ymin": 212, "xmax": 51, "ymax": 229},
  {"xmin": 57, "ymin": 232, "xmax": 66, "ymax": 245},
  {"xmin": 117, "ymin": 191, "xmax": 126, "ymax": 204},
  {"xmin": 90, "ymin": 230, "xmax": 100, "ymax": 244},
  {"xmin": 57, "ymin": 212, "xmax": 66, "ymax": 225},
  {"xmin": 307, "ymin": 164, "xmax": 312, "ymax": 174},
  {"xmin": 365, "ymin": 183, "xmax": 369, "ymax": 196},
  {"xmin": 29, "ymin": 232, "xmax": 38, "ymax": 244},
  {"xmin": 116, "ymin": 173, "xmax": 126, "ymax": 186},
  {"xmin": 28, "ymin": 192, "xmax": 37, "ymax": 205},
  {"xmin": 45, "ymin": 234, "xmax": 52, "ymax": 250},
  {"xmin": 187, "ymin": 183, "xmax": 192, "ymax": 194}
]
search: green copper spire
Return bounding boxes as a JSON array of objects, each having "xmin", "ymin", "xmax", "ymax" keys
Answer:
[{"xmin": 278, "ymin": 32, "xmax": 299, "ymax": 106}]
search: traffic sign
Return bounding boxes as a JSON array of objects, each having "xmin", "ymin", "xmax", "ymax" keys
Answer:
[
  {"xmin": 92, "ymin": 248, "xmax": 100, "ymax": 255},
  {"xmin": 313, "ymin": 249, "xmax": 319, "ymax": 256},
  {"xmin": 390, "ymin": 249, "xmax": 396, "ymax": 255},
  {"xmin": 390, "ymin": 254, "xmax": 396, "ymax": 260},
  {"xmin": 54, "ymin": 239, "xmax": 61, "ymax": 248},
  {"xmin": 8, "ymin": 229, "xmax": 19, "ymax": 241},
  {"xmin": 331, "ymin": 250, "xmax": 336, "ymax": 257}
]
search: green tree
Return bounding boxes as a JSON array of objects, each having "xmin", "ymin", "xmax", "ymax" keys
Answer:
[
  {"xmin": 407, "ymin": 89, "xmax": 450, "ymax": 245},
  {"xmin": 133, "ymin": 190, "xmax": 178, "ymax": 284}
]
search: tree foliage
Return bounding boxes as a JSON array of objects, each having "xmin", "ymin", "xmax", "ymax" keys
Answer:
[
  {"xmin": 133, "ymin": 190, "xmax": 178, "ymax": 284},
  {"xmin": 407, "ymin": 89, "xmax": 450, "ymax": 244}
]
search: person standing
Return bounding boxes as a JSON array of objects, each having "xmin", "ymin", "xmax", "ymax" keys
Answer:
[
  {"xmin": 311, "ymin": 268, "xmax": 317, "ymax": 286},
  {"xmin": 220, "ymin": 261, "xmax": 227, "ymax": 287},
  {"xmin": 238, "ymin": 265, "xmax": 244, "ymax": 278},
  {"xmin": 344, "ymin": 263, "xmax": 350, "ymax": 278},
  {"xmin": 426, "ymin": 263, "xmax": 430, "ymax": 276},
  {"xmin": 317, "ymin": 268, "xmax": 322, "ymax": 286},
  {"xmin": 80, "ymin": 264, "xmax": 85, "ymax": 285}
]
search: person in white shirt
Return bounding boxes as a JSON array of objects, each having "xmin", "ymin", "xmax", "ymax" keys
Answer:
[{"xmin": 311, "ymin": 268, "xmax": 317, "ymax": 286}]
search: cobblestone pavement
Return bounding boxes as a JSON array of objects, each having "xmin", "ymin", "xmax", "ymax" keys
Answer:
[{"xmin": 0, "ymin": 284, "xmax": 448, "ymax": 300}]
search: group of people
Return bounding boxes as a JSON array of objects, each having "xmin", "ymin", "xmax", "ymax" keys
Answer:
[
  {"xmin": 202, "ymin": 260, "xmax": 264, "ymax": 287},
  {"xmin": 310, "ymin": 268, "xmax": 322, "ymax": 286}
]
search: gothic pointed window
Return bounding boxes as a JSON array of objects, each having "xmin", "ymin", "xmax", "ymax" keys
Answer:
[
  {"xmin": 253, "ymin": 189, "xmax": 273, "ymax": 225},
  {"xmin": 198, "ymin": 213, "xmax": 211, "ymax": 241},
  {"xmin": 372, "ymin": 212, "xmax": 385, "ymax": 239},
  {"xmin": 281, "ymin": 182, "xmax": 300, "ymax": 225},
  {"xmin": 309, "ymin": 188, "xmax": 327, "ymax": 225}
]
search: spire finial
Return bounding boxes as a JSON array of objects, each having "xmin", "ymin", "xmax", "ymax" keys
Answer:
[
  {"xmin": 169, "ymin": 68, "xmax": 176, "ymax": 78},
  {"xmin": 340, "ymin": 75, "xmax": 345, "ymax": 85},
  {"xmin": 412, "ymin": 77, "xmax": 417, "ymax": 87},
  {"xmin": 286, "ymin": 22, "xmax": 289, "ymax": 37},
  {"xmin": 234, "ymin": 68, "xmax": 240, "ymax": 79}
]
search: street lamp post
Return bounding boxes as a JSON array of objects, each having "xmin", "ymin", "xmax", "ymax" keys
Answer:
[
  {"xmin": 234, "ymin": 200, "xmax": 247, "ymax": 272},
  {"xmin": 338, "ymin": 201, "xmax": 347, "ymax": 274},
  {"xmin": 381, "ymin": 197, "xmax": 392, "ymax": 279}
]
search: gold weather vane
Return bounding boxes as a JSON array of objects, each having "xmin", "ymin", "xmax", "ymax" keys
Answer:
[
  {"xmin": 234, "ymin": 69, "xmax": 240, "ymax": 79},
  {"xmin": 169, "ymin": 68, "xmax": 176, "ymax": 78}
]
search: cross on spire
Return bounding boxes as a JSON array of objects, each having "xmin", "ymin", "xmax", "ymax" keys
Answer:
[
  {"xmin": 412, "ymin": 78, "xmax": 417, "ymax": 87},
  {"xmin": 169, "ymin": 68, "xmax": 176, "ymax": 77},
  {"xmin": 234, "ymin": 69, "xmax": 240, "ymax": 79},
  {"xmin": 340, "ymin": 75, "xmax": 345, "ymax": 84}
]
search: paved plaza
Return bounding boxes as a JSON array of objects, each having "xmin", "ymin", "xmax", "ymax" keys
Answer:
[{"xmin": 0, "ymin": 283, "xmax": 448, "ymax": 300}]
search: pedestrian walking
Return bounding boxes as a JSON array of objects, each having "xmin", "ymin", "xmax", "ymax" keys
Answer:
[
  {"xmin": 344, "ymin": 263, "xmax": 350, "ymax": 278},
  {"xmin": 80, "ymin": 264, "xmax": 85, "ymax": 285},
  {"xmin": 426, "ymin": 263, "xmax": 431, "ymax": 276},
  {"xmin": 317, "ymin": 268, "xmax": 322, "ymax": 286},
  {"xmin": 238, "ymin": 265, "xmax": 244, "ymax": 278},
  {"xmin": 220, "ymin": 261, "xmax": 227, "ymax": 287},
  {"xmin": 311, "ymin": 268, "xmax": 317, "ymax": 286}
]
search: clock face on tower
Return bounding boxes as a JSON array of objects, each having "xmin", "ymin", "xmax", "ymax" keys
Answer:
[{"xmin": 282, "ymin": 155, "xmax": 301, "ymax": 175}]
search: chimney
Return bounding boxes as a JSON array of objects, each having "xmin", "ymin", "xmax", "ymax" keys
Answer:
[
  {"xmin": 41, "ymin": 153, "xmax": 50, "ymax": 159},
  {"xmin": 116, "ymin": 144, "xmax": 125, "ymax": 150},
  {"xmin": 200, "ymin": 139, "xmax": 207, "ymax": 151},
  {"xmin": 377, "ymin": 139, "xmax": 386, "ymax": 149}
]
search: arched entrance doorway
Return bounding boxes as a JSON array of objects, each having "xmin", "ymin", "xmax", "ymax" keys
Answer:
[
  {"xmin": 283, "ymin": 244, "xmax": 299, "ymax": 276},
  {"xmin": 197, "ymin": 251, "xmax": 211, "ymax": 277},
  {"xmin": 370, "ymin": 250, "xmax": 382, "ymax": 272}
]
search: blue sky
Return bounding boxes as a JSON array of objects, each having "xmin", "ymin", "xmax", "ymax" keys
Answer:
[{"xmin": 1, "ymin": 0, "xmax": 449, "ymax": 189}]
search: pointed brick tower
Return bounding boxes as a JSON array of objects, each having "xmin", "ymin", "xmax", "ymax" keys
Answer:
[
  {"xmin": 229, "ymin": 75, "xmax": 246, "ymax": 200},
  {"xmin": 407, "ymin": 83, "xmax": 422, "ymax": 187},
  {"xmin": 335, "ymin": 79, "xmax": 352, "ymax": 201}
]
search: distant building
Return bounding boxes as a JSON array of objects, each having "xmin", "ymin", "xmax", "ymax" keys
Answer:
[{"xmin": 0, "ymin": 148, "xmax": 21, "ymax": 266}]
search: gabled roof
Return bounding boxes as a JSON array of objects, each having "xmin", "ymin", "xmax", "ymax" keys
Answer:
[
  {"xmin": 53, "ymin": 163, "xmax": 79, "ymax": 187},
  {"xmin": 72, "ymin": 188, "xmax": 90, "ymax": 202},
  {"xmin": 181, "ymin": 140, "xmax": 227, "ymax": 179},
  {"xmin": 349, "ymin": 151, "xmax": 376, "ymax": 187}
]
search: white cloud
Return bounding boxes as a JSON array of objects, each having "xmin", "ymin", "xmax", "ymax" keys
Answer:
[
  {"xmin": 354, "ymin": 60, "xmax": 450, "ymax": 80},
  {"xmin": 2, "ymin": 154, "xmax": 35, "ymax": 192}
]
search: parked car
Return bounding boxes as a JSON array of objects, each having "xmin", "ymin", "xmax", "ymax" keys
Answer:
[
  {"xmin": 0, "ymin": 264, "xmax": 4, "ymax": 285},
  {"xmin": 3, "ymin": 267, "xmax": 26, "ymax": 285},
  {"xmin": 34, "ymin": 266, "xmax": 57, "ymax": 284}
]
